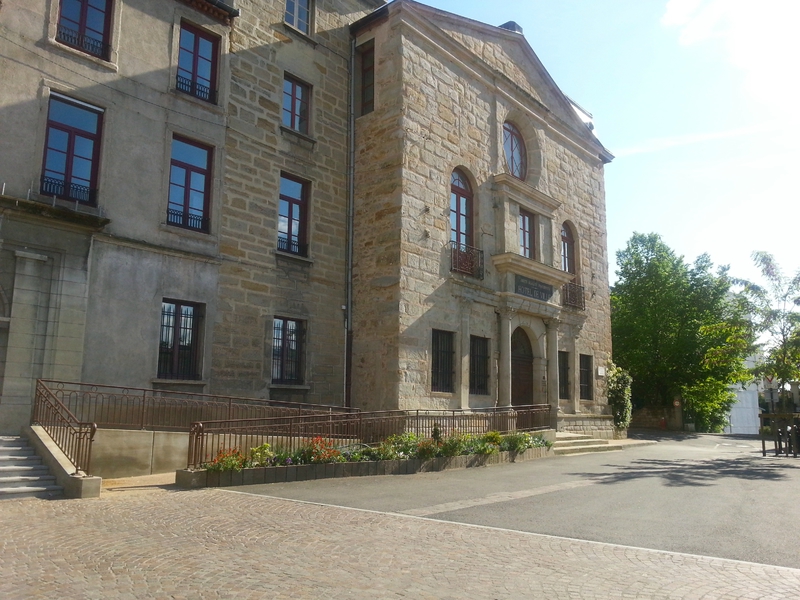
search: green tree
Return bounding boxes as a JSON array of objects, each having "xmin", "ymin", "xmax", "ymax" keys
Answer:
[
  {"xmin": 611, "ymin": 233, "xmax": 753, "ymax": 431},
  {"xmin": 736, "ymin": 252, "xmax": 800, "ymax": 407}
]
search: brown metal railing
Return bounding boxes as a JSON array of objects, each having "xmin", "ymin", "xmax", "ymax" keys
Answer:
[
  {"xmin": 187, "ymin": 404, "xmax": 551, "ymax": 468},
  {"xmin": 39, "ymin": 380, "xmax": 357, "ymax": 432},
  {"xmin": 32, "ymin": 379, "xmax": 97, "ymax": 475},
  {"xmin": 759, "ymin": 413, "xmax": 800, "ymax": 457},
  {"xmin": 561, "ymin": 282, "xmax": 585, "ymax": 310},
  {"xmin": 449, "ymin": 241, "xmax": 484, "ymax": 279}
]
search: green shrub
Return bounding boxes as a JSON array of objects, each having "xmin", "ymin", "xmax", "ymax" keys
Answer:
[
  {"xmin": 297, "ymin": 437, "xmax": 344, "ymax": 464},
  {"xmin": 607, "ymin": 361, "xmax": 633, "ymax": 429},
  {"xmin": 481, "ymin": 431, "xmax": 503, "ymax": 446},
  {"xmin": 440, "ymin": 432, "xmax": 468, "ymax": 457},
  {"xmin": 415, "ymin": 438, "xmax": 440, "ymax": 460},
  {"xmin": 203, "ymin": 448, "xmax": 247, "ymax": 472},
  {"xmin": 250, "ymin": 442, "xmax": 275, "ymax": 467}
]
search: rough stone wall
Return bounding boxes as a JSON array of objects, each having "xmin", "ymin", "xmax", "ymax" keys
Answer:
[
  {"xmin": 214, "ymin": 0, "xmax": 378, "ymax": 403},
  {"xmin": 351, "ymin": 2, "xmax": 612, "ymax": 414}
]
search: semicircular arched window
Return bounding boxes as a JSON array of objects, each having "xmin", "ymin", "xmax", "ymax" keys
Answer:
[
  {"xmin": 503, "ymin": 121, "xmax": 527, "ymax": 180},
  {"xmin": 561, "ymin": 222, "xmax": 576, "ymax": 275}
]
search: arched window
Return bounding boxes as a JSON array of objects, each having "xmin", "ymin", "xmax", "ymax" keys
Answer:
[
  {"xmin": 503, "ymin": 121, "xmax": 527, "ymax": 180},
  {"xmin": 450, "ymin": 169, "xmax": 472, "ymax": 247},
  {"xmin": 561, "ymin": 222, "xmax": 576, "ymax": 274}
]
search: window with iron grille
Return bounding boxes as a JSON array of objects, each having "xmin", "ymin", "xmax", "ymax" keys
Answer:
[
  {"xmin": 431, "ymin": 329, "xmax": 455, "ymax": 393},
  {"xmin": 282, "ymin": 75, "xmax": 310, "ymax": 134},
  {"xmin": 284, "ymin": 0, "xmax": 312, "ymax": 34},
  {"xmin": 558, "ymin": 350, "xmax": 570, "ymax": 399},
  {"xmin": 519, "ymin": 209, "xmax": 535, "ymax": 259},
  {"xmin": 41, "ymin": 94, "xmax": 103, "ymax": 204},
  {"xmin": 579, "ymin": 354, "xmax": 593, "ymax": 400},
  {"xmin": 278, "ymin": 173, "xmax": 308, "ymax": 256},
  {"xmin": 272, "ymin": 317, "xmax": 304, "ymax": 384},
  {"xmin": 176, "ymin": 22, "xmax": 218, "ymax": 103},
  {"xmin": 503, "ymin": 121, "xmax": 527, "ymax": 180},
  {"xmin": 359, "ymin": 40, "xmax": 375, "ymax": 115},
  {"xmin": 167, "ymin": 136, "xmax": 212, "ymax": 232},
  {"xmin": 158, "ymin": 300, "xmax": 203, "ymax": 380},
  {"xmin": 469, "ymin": 336, "xmax": 490, "ymax": 395},
  {"xmin": 56, "ymin": 0, "xmax": 112, "ymax": 60}
]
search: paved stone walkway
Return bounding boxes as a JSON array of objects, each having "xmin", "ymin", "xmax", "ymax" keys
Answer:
[{"xmin": 1, "ymin": 487, "xmax": 799, "ymax": 599}]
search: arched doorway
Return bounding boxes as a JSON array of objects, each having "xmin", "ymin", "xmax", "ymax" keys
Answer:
[{"xmin": 511, "ymin": 327, "xmax": 534, "ymax": 406}]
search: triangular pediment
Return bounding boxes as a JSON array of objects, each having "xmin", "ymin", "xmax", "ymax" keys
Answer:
[{"xmin": 397, "ymin": 1, "xmax": 609, "ymax": 158}]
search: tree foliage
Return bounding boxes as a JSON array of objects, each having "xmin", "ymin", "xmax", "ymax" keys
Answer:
[
  {"xmin": 735, "ymin": 252, "xmax": 800, "ymax": 401},
  {"xmin": 611, "ymin": 233, "xmax": 753, "ymax": 432},
  {"xmin": 606, "ymin": 361, "xmax": 632, "ymax": 429}
]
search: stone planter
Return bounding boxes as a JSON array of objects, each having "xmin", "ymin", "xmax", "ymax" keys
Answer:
[{"xmin": 177, "ymin": 445, "xmax": 553, "ymax": 489}]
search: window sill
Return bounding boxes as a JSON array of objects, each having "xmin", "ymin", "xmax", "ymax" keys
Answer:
[
  {"xmin": 171, "ymin": 88, "xmax": 225, "ymax": 115},
  {"xmin": 151, "ymin": 378, "xmax": 208, "ymax": 386},
  {"xmin": 48, "ymin": 38, "xmax": 118, "ymax": 72},
  {"xmin": 431, "ymin": 391, "xmax": 456, "ymax": 397},
  {"xmin": 280, "ymin": 125, "xmax": 317, "ymax": 146},
  {"xmin": 160, "ymin": 223, "xmax": 215, "ymax": 241},
  {"xmin": 274, "ymin": 249, "xmax": 313, "ymax": 265},
  {"xmin": 269, "ymin": 383, "xmax": 311, "ymax": 391},
  {"xmin": 281, "ymin": 22, "xmax": 317, "ymax": 47}
]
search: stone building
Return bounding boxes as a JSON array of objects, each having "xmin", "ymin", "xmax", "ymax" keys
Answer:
[
  {"xmin": 0, "ymin": 0, "xmax": 613, "ymax": 436},
  {"xmin": 349, "ymin": 1, "xmax": 614, "ymax": 430}
]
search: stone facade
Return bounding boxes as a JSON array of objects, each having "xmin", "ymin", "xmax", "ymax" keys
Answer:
[
  {"xmin": 350, "ymin": 2, "xmax": 614, "ymax": 420},
  {"xmin": 0, "ymin": 0, "xmax": 612, "ymax": 435}
]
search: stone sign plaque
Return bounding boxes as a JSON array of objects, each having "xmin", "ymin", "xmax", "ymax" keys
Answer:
[{"xmin": 514, "ymin": 275, "xmax": 553, "ymax": 301}]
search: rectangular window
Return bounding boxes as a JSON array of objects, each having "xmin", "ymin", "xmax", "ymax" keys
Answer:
[
  {"xmin": 580, "ymin": 354, "xmax": 593, "ymax": 400},
  {"xmin": 272, "ymin": 317, "xmax": 304, "ymax": 384},
  {"xmin": 158, "ymin": 300, "xmax": 203, "ymax": 380},
  {"xmin": 469, "ymin": 336, "xmax": 490, "ymax": 395},
  {"xmin": 359, "ymin": 40, "xmax": 375, "ymax": 116},
  {"xmin": 558, "ymin": 350, "xmax": 570, "ymax": 400},
  {"xmin": 176, "ymin": 22, "xmax": 219, "ymax": 103},
  {"xmin": 282, "ymin": 75, "xmax": 310, "ymax": 134},
  {"xmin": 278, "ymin": 173, "xmax": 308, "ymax": 256},
  {"xmin": 56, "ymin": 0, "xmax": 112, "ymax": 60},
  {"xmin": 167, "ymin": 136, "xmax": 212, "ymax": 232},
  {"xmin": 519, "ymin": 209, "xmax": 534, "ymax": 259},
  {"xmin": 41, "ymin": 94, "xmax": 103, "ymax": 204},
  {"xmin": 431, "ymin": 330, "xmax": 455, "ymax": 393},
  {"xmin": 284, "ymin": 0, "xmax": 311, "ymax": 34}
]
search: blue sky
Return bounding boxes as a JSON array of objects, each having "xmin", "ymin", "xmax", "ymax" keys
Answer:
[{"xmin": 421, "ymin": 0, "xmax": 799, "ymax": 285}]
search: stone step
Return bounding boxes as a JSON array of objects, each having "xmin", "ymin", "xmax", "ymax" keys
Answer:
[
  {"xmin": 0, "ymin": 446, "xmax": 35, "ymax": 457},
  {"xmin": 0, "ymin": 461, "xmax": 49, "ymax": 477},
  {"xmin": 0, "ymin": 485, "xmax": 64, "ymax": 500},
  {"xmin": 553, "ymin": 438, "xmax": 609, "ymax": 448},
  {"xmin": 0, "ymin": 475, "xmax": 56, "ymax": 489},
  {"xmin": 0, "ymin": 454, "xmax": 42, "ymax": 465},
  {"xmin": 554, "ymin": 443, "xmax": 623, "ymax": 456}
]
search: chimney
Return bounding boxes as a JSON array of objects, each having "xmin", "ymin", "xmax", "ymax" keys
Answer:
[{"xmin": 499, "ymin": 21, "xmax": 523, "ymax": 34}]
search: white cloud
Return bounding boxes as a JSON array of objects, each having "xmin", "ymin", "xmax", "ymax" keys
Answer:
[{"xmin": 661, "ymin": 0, "xmax": 800, "ymax": 110}]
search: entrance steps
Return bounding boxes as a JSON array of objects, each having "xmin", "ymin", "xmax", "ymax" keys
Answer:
[
  {"xmin": 0, "ymin": 436, "xmax": 63, "ymax": 500},
  {"xmin": 553, "ymin": 432, "xmax": 623, "ymax": 456}
]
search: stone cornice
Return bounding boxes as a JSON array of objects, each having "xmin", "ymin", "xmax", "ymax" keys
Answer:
[
  {"xmin": 491, "ymin": 252, "xmax": 574, "ymax": 287},
  {"xmin": 0, "ymin": 194, "xmax": 109, "ymax": 232},
  {"xmin": 492, "ymin": 173, "xmax": 561, "ymax": 217},
  {"xmin": 175, "ymin": 0, "xmax": 239, "ymax": 25}
]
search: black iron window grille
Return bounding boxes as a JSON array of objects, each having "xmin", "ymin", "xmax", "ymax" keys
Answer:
[
  {"xmin": 176, "ymin": 75, "xmax": 217, "ymax": 104},
  {"xmin": 558, "ymin": 351, "xmax": 570, "ymax": 400},
  {"xmin": 561, "ymin": 282, "xmax": 586, "ymax": 310},
  {"xmin": 449, "ymin": 241, "xmax": 484, "ymax": 279},
  {"xmin": 579, "ymin": 354, "xmax": 593, "ymax": 400},
  {"xmin": 158, "ymin": 300, "xmax": 203, "ymax": 380},
  {"xmin": 41, "ymin": 176, "xmax": 96, "ymax": 203},
  {"xmin": 277, "ymin": 236, "xmax": 308, "ymax": 256},
  {"xmin": 56, "ymin": 23, "xmax": 110, "ymax": 60},
  {"xmin": 469, "ymin": 336, "xmax": 490, "ymax": 395},
  {"xmin": 432, "ymin": 329, "xmax": 455, "ymax": 393},
  {"xmin": 272, "ymin": 317, "xmax": 304, "ymax": 384}
]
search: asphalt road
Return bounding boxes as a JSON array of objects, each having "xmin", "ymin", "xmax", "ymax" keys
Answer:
[{"xmin": 236, "ymin": 433, "xmax": 800, "ymax": 569}]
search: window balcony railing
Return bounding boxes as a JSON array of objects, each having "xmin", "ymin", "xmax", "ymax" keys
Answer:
[
  {"xmin": 167, "ymin": 209, "xmax": 209, "ymax": 233},
  {"xmin": 561, "ymin": 282, "xmax": 585, "ymax": 310},
  {"xmin": 41, "ymin": 176, "xmax": 96, "ymax": 204},
  {"xmin": 176, "ymin": 75, "xmax": 217, "ymax": 104},
  {"xmin": 449, "ymin": 241, "xmax": 484, "ymax": 279},
  {"xmin": 277, "ymin": 236, "xmax": 308, "ymax": 257},
  {"xmin": 56, "ymin": 24, "xmax": 110, "ymax": 60}
]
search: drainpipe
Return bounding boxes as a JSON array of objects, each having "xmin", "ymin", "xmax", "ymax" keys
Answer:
[{"xmin": 344, "ymin": 37, "xmax": 356, "ymax": 407}]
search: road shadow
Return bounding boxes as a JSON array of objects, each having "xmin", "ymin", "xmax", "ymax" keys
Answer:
[{"xmin": 569, "ymin": 455, "xmax": 800, "ymax": 487}]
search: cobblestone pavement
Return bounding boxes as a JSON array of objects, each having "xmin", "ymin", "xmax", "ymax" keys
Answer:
[{"xmin": 2, "ymin": 487, "xmax": 799, "ymax": 599}]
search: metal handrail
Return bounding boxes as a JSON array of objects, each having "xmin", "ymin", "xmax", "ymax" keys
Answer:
[
  {"xmin": 32, "ymin": 380, "xmax": 97, "ymax": 475},
  {"xmin": 187, "ymin": 404, "xmax": 552, "ymax": 468}
]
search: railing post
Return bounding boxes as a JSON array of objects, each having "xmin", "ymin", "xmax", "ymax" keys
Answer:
[{"xmin": 140, "ymin": 388, "xmax": 147, "ymax": 430}]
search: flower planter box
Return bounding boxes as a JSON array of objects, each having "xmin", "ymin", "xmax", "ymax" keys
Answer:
[{"xmin": 177, "ymin": 445, "xmax": 552, "ymax": 489}]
